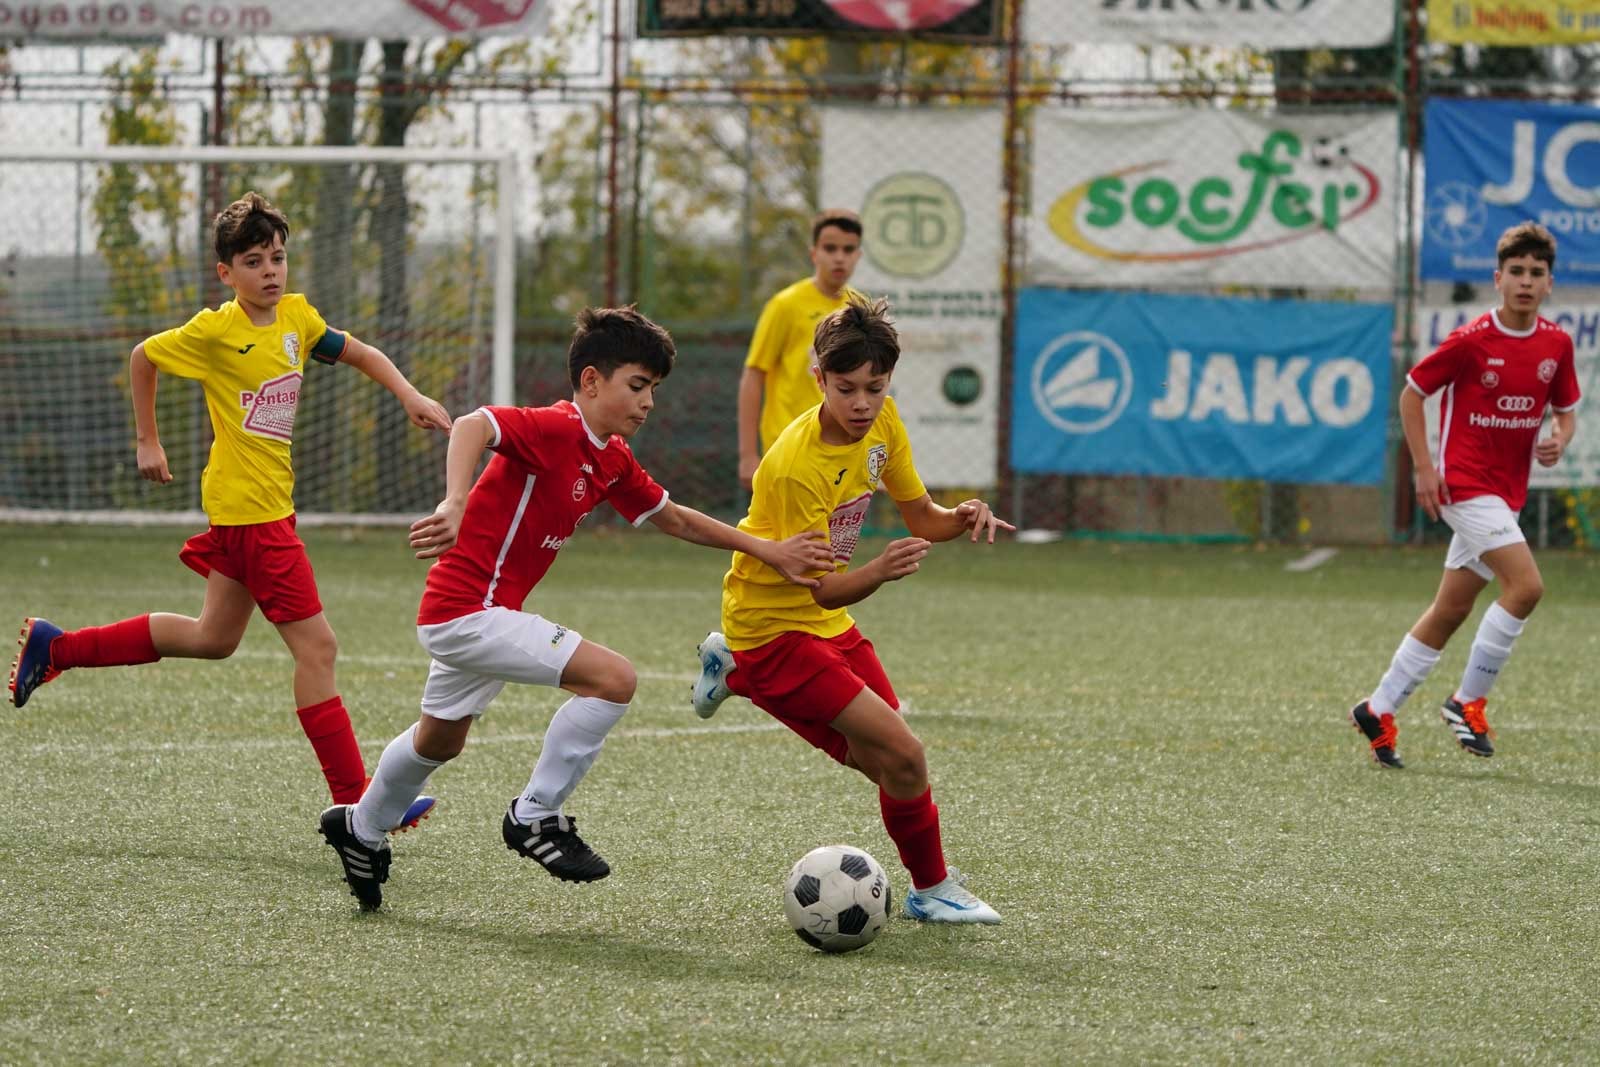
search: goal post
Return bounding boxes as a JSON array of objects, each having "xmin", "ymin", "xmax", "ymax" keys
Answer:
[{"xmin": 0, "ymin": 144, "xmax": 519, "ymax": 525}]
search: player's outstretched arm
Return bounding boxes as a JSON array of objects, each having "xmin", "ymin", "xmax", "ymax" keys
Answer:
[
  {"xmin": 811, "ymin": 537, "xmax": 929, "ymax": 610},
  {"xmin": 129, "ymin": 342, "xmax": 172, "ymax": 484},
  {"xmin": 339, "ymin": 335, "xmax": 453, "ymax": 432},
  {"xmin": 647, "ymin": 502, "xmax": 833, "ymax": 588},
  {"xmin": 408, "ymin": 412, "xmax": 495, "ymax": 559},
  {"xmin": 895, "ymin": 493, "xmax": 1016, "ymax": 544}
]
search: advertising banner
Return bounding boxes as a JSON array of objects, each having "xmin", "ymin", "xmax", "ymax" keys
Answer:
[
  {"xmin": 1422, "ymin": 99, "xmax": 1600, "ymax": 284},
  {"xmin": 1426, "ymin": 0, "xmax": 1600, "ymax": 45},
  {"xmin": 821, "ymin": 107, "xmax": 1004, "ymax": 488},
  {"xmin": 1418, "ymin": 304, "xmax": 1600, "ymax": 488},
  {"xmin": 0, "ymin": 0, "xmax": 552, "ymax": 38},
  {"xmin": 1012, "ymin": 288, "xmax": 1394, "ymax": 485},
  {"xmin": 638, "ymin": 0, "xmax": 1000, "ymax": 39},
  {"xmin": 1028, "ymin": 0, "xmax": 1393, "ymax": 48},
  {"xmin": 1030, "ymin": 108, "xmax": 1399, "ymax": 289}
]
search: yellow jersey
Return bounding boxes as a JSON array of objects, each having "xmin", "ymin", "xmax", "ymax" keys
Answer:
[
  {"xmin": 721, "ymin": 396, "xmax": 926, "ymax": 651},
  {"xmin": 142, "ymin": 293, "xmax": 346, "ymax": 526},
  {"xmin": 746, "ymin": 279, "xmax": 862, "ymax": 453}
]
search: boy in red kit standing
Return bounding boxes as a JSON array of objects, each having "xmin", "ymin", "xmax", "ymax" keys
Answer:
[
  {"xmin": 317, "ymin": 306, "xmax": 834, "ymax": 910},
  {"xmin": 694, "ymin": 296, "xmax": 1012, "ymax": 924},
  {"xmin": 1350, "ymin": 222, "xmax": 1580, "ymax": 768},
  {"xmin": 10, "ymin": 192, "xmax": 449, "ymax": 828}
]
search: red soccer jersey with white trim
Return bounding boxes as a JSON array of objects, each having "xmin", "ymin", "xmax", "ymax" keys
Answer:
[
  {"xmin": 416, "ymin": 400, "xmax": 668, "ymax": 625},
  {"xmin": 1407, "ymin": 310, "xmax": 1580, "ymax": 512}
]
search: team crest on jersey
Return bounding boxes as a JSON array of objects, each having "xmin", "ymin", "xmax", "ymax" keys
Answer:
[
  {"xmin": 866, "ymin": 444, "xmax": 887, "ymax": 489},
  {"xmin": 1538, "ymin": 359, "xmax": 1558, "ymax": 383},
  {"xmin": 239, "ymin": 371, "xmax": 302, "ymax": 441},
  {"xmin": 283, "ymin": 332, "xmax": 300, "ymax": 366},
  {"xmin": 1481, "ymin": 371, "xmax": 1500, "ymax": 389},
  {"xmin": 572, "ymin": 476, "xmax": 587, "ymax": 500}
]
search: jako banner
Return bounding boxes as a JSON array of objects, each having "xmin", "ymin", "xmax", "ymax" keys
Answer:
[
  {"xmin": 821, "ymin": 107, "xmax": 1004, "ymax": 488},
  {"xmin": 1012, "ymin": 289, "xmax": 1394, "ymax": 485},
  {"xmin": 1426, "ymin": 0, "xmax": 1600, "ymax": 45},
  {"xmin": 1423, "ymin": 99, "xmax": 1600, "ymax": 284},
  {"xmin": 1029, "ymin": 0, "xmax": 1393, "ymax": 47},
  {"xmin": 1419, "ymin": 304, "xmax": 1600, "ymax": 488},
  {"xmin": 1030, "ymin": 109, "xmax": 1399, "ymax": 289},
  {"xmin": 0, "ymin": 0, "xmax": 552, "ymax": 37}
]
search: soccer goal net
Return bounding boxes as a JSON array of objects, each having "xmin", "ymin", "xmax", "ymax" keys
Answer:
[{"xmin": 0, "ymin": 146, "xmax": 516, "ymax": 525}]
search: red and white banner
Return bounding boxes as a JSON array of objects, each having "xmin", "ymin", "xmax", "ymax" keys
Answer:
[
  {"xmin": 1028, "ymin": 0, "xmax": 1394, "ymax": 48},
  {"xmin": 0, "ymin": 0, "xmax": 552, "ymax": 38}
]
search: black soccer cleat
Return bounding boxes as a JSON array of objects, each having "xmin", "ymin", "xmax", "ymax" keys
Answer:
[
  {"xmin": 501, "ymin": 804, "xmax": 610, "ymax": 883},
  {"xmin": 318, "ymin": 805, "xmax": 391, "ymax": 911},
  {"xmin": 1350, "ymin": 700, "xmax": 1404, "ymax": 769},
  {"xmin": 1441, "ymin": 696, "xmax": 1495, "ymax": 757}
]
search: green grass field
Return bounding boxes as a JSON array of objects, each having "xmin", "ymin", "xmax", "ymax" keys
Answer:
[{"xmin": 4, "ymin": 524, "xmax": 1600, "ymax": 1065}]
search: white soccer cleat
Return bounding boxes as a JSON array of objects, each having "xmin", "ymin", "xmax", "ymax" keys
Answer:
[
  {"xmin": 691, "ymin": 631, "xmax": 736, "ymax": 719},
  {"xmin": 903, "ymin": 867, "xmax": 1002, "ymax": 924}
]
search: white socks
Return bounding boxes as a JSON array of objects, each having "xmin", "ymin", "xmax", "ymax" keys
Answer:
[
  {"xmin": 352, "ymin": 724, "xmax": 444, "ymax": 847},
  {"xmin": 1457, "ymin": 602, "xmax": 1525, "ymax": 704},
  {"xmin": 1370, "ymin": 633, "xmax": 1441, "ymax": 715},
  {"xmin": 513, "ymin": 695, "xmax": 629, "ymax": 825}
]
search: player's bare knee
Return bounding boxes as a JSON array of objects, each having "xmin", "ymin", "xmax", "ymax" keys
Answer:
[
  {"xmin": 597, "ymin": 657, "xmax": 637, "ymax": 704},
  {"xmin": 879, "ymin": 739, "xmax": 927, "ymax": 794},
  {"xmin": 1505, "ymin": 579, "xmax": 1543, "ymax": 617},
  {"xmin": 196, "ymin": 632, "xmax": 241, "ymax": 659}
]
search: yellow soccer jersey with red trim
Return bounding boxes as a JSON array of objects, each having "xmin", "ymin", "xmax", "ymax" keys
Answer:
[
  {"xmin": 745, "ymin": 280, "xmax": 863, "ymax": 454},
  {"xmin": 721, "ymin": 396, "xmax": 926, "ymax": 651},
  {"xmin": 142, "ymin": 293, "xmax": 345, "ymax": 525}
]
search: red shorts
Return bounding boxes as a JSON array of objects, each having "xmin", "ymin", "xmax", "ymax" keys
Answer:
[
  {"xmin": 726, "ymin": 626, "xmax": 898, "ymax": 765},
  {"xmin": 179, "ymin": 516, "xmax": 323, "ymax": 624}
]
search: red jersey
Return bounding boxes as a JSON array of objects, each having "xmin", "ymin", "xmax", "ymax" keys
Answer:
[
  {"xmin": 1407, "ymin": 310, "xmax": 1580, "ymax": 512},
  {"xmin": 417, "ymin": 401, "xmax": 668, "ymax": 625}
]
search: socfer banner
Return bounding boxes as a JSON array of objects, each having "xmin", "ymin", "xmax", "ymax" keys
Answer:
[
  {"xmin": 1029, "ymin": 0, "xmax": 1393, "ymax": 47},
  {"xmin": 1013, "ymin": 288, "xmax": 1393, "ymax": 485},
  {"xmin": 1419, "ymin": 304, "xmax": 1600, "ymax": 488},
  {"xmin": 638, "ymin": 0, "xmax": 1000, "ymax": 39},
  {"xmin": 1422, "ymin": 99, "xmax": 1600, "ymax": 284},
  {"xmin": 0, "ymin": 0, "xmax": 552, "ymax": 37},
  {"xmin": 1426, "ymin": 0, "xmax": 1600, "ymax": 45},
  {"xmin": 821, "ymin": 106, "xmax": 1004, "ymax": 488},
  {"xmin": 1030, "ymin": 108, "xmax": 1399, "ymax": 289}
]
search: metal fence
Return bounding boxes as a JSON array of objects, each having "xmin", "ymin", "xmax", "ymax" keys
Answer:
[{"xmin": 1, "ymin": 0, "xmax": 1596, "ymax": 545}]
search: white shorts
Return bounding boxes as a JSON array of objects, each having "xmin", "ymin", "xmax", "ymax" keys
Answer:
[
  {"xmin": 417, "ymin": 607, "xmax": 583, "ymax": 721},
  {"xmin": 1439, "ymin": 495, "xmax": 1526, "ymax": 581}
]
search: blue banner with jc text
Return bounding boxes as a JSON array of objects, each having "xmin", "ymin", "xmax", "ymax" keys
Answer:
[
  {"xmin": 1422, "ymin": 98, "xmax": 1600, "ymax": 283},
  {"xmin": 1011, "ymin": 289, "xmax": 1394, "ymax": 485}
]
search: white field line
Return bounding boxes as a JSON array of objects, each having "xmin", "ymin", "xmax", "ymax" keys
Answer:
[
  {"xmin": 225, "ymin": 647, "xmax": 698, "ymax": 683},
  {"xmin": 20, "ymin": 699, "xmax": 950, "ymax": 759},
  {"xmin": 24, "ymin": 720, "xmax": 787, "ymax": 758}
]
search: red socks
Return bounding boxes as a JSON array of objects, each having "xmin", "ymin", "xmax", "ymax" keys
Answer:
[
  {"xmin": 296, "ymin": 696, "xmax": 367, "ymax": 804},
  {"xmin": 879, "ymin": 787, "xmax": 948, "ymax": 890},
  {"xmin": 50, "ymin": 615, "xmax": 160, "ymax": 670}
]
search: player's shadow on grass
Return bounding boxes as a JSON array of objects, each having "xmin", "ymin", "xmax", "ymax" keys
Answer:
[{"xmin": 1411, "ymin": 763, "xmax": 1600, "ymax": 805}]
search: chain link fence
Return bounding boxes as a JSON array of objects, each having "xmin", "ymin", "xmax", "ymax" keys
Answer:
[{"xmin": 1, "ymin": 1, "xmax": 1596, "ymax": 544}]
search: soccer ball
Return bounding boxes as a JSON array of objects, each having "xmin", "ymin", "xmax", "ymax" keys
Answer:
[{"xmin": 783, "ymin": 845, "xmax": 891, "ymax": 953}]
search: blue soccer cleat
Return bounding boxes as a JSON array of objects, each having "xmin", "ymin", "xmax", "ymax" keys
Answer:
[
  {"xmin": 904, "ymin": 867, "xmax": 1002, "ymax": 924},
  {"xmin": 393, "ymin": 794, "xmax": 436, "ymax": 833},
  {"xmin": 9, "ymin": 617, "xmax": 63, "ymax": 709},
  {"xmin": 691, "ymin": 631, "xmax": 736, "ymax": 719}
]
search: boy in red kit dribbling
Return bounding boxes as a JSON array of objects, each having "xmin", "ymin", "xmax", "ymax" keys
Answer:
[{"xmin": 317, "ymin": 306, "xmax": 834, "ymax": 911}]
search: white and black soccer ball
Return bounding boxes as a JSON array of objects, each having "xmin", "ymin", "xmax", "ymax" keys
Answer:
[{"xmin": 783, "ymin": 845, "xmax": 891, "ymax": 953}]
